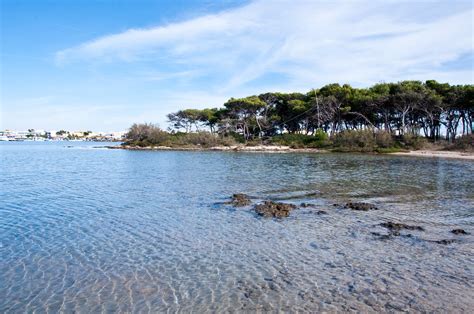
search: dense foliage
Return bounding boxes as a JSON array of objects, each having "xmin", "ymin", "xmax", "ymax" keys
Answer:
[
  {"xmin": 126, "ymin": 80, "xmax": 473, "ymax": 151},
  {"xmin": 166, "ymin": 81, "xmax": 472, "ymax": 141},
  {"xmin": 125, "ymin": 123, "xmax": 237, "ymax": 148}
]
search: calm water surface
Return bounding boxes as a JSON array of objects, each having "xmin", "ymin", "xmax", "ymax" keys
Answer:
[{"xmin": 1, "ymin": 142, "xmax": 473, "ymax": 312}]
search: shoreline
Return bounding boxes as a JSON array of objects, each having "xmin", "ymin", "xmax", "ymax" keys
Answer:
[
  {"xmin": 107, "ymin": 145, "xmax": 474, "ymax": 160},
  {"xmin": 389, "ymin": 150, "xmax": 474, "ymax": 160},
  {"xmin": 107, "ymin": 144, "xmax": 328, "ymax": 153}
]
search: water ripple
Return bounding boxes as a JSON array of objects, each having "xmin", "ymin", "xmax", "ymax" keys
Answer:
[{"xmin": 0, "ymin": 142, "xmax": 473, "ymax": 312}]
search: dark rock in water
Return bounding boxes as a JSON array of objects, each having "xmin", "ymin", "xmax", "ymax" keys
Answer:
[
  {"xmin": 432, "ymin": 239, "xmax": 456, "ymax": 245},
  {"xmin": 372, "ymin": 231, "xmax": 414, "ymax": 241},
  {"xmin": 254, "ymin": 201, "xmax": 296, "ymax": 218},
  {"xmin": 227, "ymin": 193, "xmax": 252, "ymax": 207},
  {"xmin": 344, "ymin": 202, "xmax": 378, "ymax": 211},
  {"xmin": 371, "ymin": 232, "xmax": 392, "ymax": 240},
  {"xmin": 451, "ymin": 229, "xmax": 469, "ymax": 235},
  {"xmin": 300, "ymin": 202, "xmax": 315, "ymax": 208},
  {"xmin": 380, "ymin": 222, "xmax": 424, "ymax": 231},
  {"xmin": 316, "ymin": 210, "xmax": 328, "ymax": 215}
]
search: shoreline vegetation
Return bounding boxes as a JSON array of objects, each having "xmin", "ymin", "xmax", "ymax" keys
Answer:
[{"xmin": 117, "ymin": 80, "xmax": 473, "ymax": 159}]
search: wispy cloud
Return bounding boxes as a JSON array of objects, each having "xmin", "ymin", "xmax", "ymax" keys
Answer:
[
  {"xmin": 56, "ymin": 0, "xmax": 473, "ymax": 90},
  {"xmin": 41, "ymin": 0, "xmax": 474, "ymax": 130}
]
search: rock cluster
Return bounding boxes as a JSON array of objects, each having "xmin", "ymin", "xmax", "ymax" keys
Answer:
[
  {"xmin": 380, "ymin": 222, "xmax": 425, "ymax": 232},
  {"xmin": 254, "ymin": 201, "xmax": 297, "ymax": 218},
  {"xmin": 344, "ymin": 202, "xmax": 378, "ymax": 211},
  {"xmin": 451, "ymin": 229, "xmax": 469, "ymax": 235},
  {"xmin": 223, "ymin": 193, "xmax": 468, "ymax": 248},
  {"xmin": 431, "ymin": 239, "xmax": 457, "ymax": 245},
  {"xmin": 228, "ymin": 193, "xmax": 252, "ymax": 207}
]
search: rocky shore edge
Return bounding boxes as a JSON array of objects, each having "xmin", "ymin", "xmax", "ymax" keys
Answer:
[
  {"xmin": 106, "ymin": 145, "xmax": 474, "ymax": 160},
  {"xmin": 107, "ymin": 144, "xmax": 328, "ymax": 153}
]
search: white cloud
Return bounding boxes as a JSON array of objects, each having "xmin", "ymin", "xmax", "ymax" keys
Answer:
[
  {"xmin": 56, "ymin": 0, "xmax": 473, "ymax": 90},
  {"xmin": 45, "ymin": 0, "xmax": 474, "ymax": 131}
]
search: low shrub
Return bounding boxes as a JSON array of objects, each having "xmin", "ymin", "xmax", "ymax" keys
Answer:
[
  {"xmin": 270, "ymin": 130, "xmax": 329, "ymax": 148},
  {"xmin": 245, "ymin": 139, "xmax": 263, "ymax": 147},
  {"xmin": 375, "ymin": 131, "xmax": 394, "ymax": 148},
  {"xmin": 400, "ymin": 134, "xmax": 427, "ymax": 150},
  {"xmin": 443, "ymin": 134, "xmax": 474, "ymax": 152},
  {"xmin": 332, "ymin": 129, "xmax": 397, "ymax": 152},
  {"xmin": 124, "ymin": 124, "xmax": 237, "ymax": 148},
  {"xmin": 124, "ymin": 123, "xmax": 171, "ymax": 146},
  {"xmin": 332, "ymin": 129, "xmax": 376, "ymax": 152},
  {"xmin": 171, "ymin": 132, "xmax": 237, "ymax": 148},
  {"xmin": 227, "ymin": 132, "xmax": 245, "ymax": 144}
]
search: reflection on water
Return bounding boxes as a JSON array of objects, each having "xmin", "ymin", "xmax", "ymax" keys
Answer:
[{"xmin": 1, "ymin": 142, "xmax": 473, "ymax": 312}]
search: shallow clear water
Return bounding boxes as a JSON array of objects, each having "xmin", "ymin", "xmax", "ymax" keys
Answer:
[{"xmin": 1, "ymin": 142, "xmax": 473, "ymax": 312}]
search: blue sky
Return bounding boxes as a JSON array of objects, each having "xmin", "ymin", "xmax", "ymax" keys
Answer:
[{"xmin": 1, "ymin": 0, "xmax": 472, "ymax": 131}]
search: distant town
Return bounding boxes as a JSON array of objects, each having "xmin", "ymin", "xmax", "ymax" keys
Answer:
[{"xmin": 0, "ymin": 129, "xmax": 127, "ymax": 142}]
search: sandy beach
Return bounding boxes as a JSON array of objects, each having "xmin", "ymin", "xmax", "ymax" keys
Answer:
[{"xmin": 389, "ymin": 150, "xmax": 474, "ymax": 160}]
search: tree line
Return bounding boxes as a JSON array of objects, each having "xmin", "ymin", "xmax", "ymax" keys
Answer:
[{"xmin": 166, "ymin": 80, "xmax": 473, "ymax": 142}]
